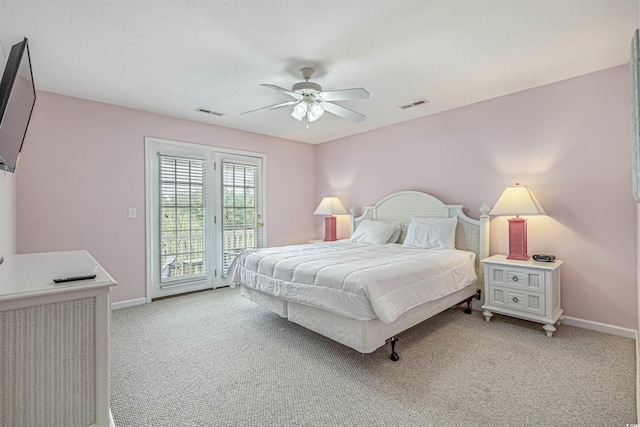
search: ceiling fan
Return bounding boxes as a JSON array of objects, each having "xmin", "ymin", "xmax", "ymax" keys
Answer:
[{"xmin": 242, "ymin": 67, "xmax": 369, "ymax": 123}]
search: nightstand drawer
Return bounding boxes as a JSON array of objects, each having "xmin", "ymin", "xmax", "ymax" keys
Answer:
[
  {"xmin": 487, "ymin": 265, "xmax": 545, "ymax": 293},
  {"xmin": 488, "ymin": 285, "xmax": 546, "ymax": 316}
]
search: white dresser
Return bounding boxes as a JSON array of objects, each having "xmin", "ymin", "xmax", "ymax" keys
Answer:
[
  {"xmin": 0, "ymin": 250, "xmax": 117, "ymax": 427},
  {"xmin": 481, "ymin": 255, "xmax": 563, "ymax": 337}
]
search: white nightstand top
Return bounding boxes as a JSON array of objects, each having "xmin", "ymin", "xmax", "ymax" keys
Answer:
[{"xmin": 481, "ymin": 254, "xmax": 563, "ymax": 270}]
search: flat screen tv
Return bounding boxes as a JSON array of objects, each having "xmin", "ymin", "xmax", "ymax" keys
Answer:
[{"xmin": 0, "ymin": 38, "xmax": 36, "ymax": 173}]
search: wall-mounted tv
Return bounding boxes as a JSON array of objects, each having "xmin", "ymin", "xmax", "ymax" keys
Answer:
[{"xmin": 0, "ymin": 38, "xmax": 36, "ymax": 173}]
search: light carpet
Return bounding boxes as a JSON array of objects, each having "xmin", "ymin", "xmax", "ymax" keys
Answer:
[{"xmin": 110, "ymin": 287, "xmax": 636, "ymax": 426}]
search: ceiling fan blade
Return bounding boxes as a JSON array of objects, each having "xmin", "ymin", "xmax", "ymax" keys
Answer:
[
  {"xmin": 260, "ymin": 84, "xmax": 302, "ymax": 99},
  {"xmin": 321, "ymin": 102, "xmax": 366, "ymax": 122},
  {"xmin": 241, "ymin": 100, "xmax": 299, "ymax": 115},
  {"xmin": 319, "ymin": 88, "xmax": 369, "ymax": 101}
]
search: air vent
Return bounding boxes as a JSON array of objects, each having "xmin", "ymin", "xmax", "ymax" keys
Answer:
[
  {"xmin": 196, "ymin": 108, "xmax": 225, "ymax": 116},
  {"xmin": 400, "ymin": 99, "xmax": 430, "ymax": 110}
]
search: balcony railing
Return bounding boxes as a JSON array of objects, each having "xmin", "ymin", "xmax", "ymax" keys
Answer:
[{"xmin": 161, "ymin": 229, "xmax": 256, "ymax": 280}]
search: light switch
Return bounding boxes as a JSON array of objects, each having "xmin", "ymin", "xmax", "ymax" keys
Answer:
[{"xmin": 128, "ymin": 207, "xmax": 137, "ymax": 219}]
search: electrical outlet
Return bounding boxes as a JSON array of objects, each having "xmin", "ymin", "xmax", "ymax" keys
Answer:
[{"xmin": 128, "ymin": 207, "xmax": 137, "ymax": 219}]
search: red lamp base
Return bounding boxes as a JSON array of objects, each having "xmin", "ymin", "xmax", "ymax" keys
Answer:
[
  {"xmin": 324, "ymin": 215, "xmax": 338, "ymax": 241},
  {"xmin": 507, "ymin": 217, "xmax": 529, "ymax": 260}
]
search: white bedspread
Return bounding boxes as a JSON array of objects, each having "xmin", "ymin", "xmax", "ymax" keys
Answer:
[{"xmin": 227, "ymin": 241, "xmax": 477, "ymax": 324}]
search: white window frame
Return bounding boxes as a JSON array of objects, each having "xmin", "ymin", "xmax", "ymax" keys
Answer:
[
  {"xmin": 158, "ymin": 153, "xmax": 208, "ymax": 284},
  {"xmin": 145, "ymin": 137, "xmax": 267, "ymax": 302}
]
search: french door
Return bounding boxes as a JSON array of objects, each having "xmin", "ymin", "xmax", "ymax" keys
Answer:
[
  {"xmin": 145, "ymin": 137, "xmax": 265, "ymax": 301},
  {"xmin": 218, "ymin": 154, "xmax": 263, "ymax": 275}
]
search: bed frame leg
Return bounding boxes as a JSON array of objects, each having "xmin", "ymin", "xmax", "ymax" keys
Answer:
[
  {"xmin": 389, "ymin": 337, "xmax": 399, "ymax": 361},
  {"xmin": 464, "ymin": 297, "xmax": 472, "ymax": 314}
]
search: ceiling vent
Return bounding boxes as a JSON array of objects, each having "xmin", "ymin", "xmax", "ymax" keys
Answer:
[
  {"xmin": 196, "ymin": 108, "xmax": 225, "ymax": 116},
  {"xmin": 400, "ymin": 99, "xmax": 430, "ymax": 110}
]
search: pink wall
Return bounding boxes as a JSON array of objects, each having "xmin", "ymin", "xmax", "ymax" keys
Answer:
[
  {"xmin": 16, "ymin": 92, "xmax": 316, "ymax": 303},
  {"xmin": 316, "ymin": 65, "xmax": 637, "ymax": 329},
  {"xmin": 0, "ymin": 171, "xmax": 16, "ymax": 257}
]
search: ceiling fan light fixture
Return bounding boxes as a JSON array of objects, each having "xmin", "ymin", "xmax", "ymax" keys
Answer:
[
  {"xmin": 245, "ymin": 66, "xmax": 369, "ymax": 123},
  {"xmin": 307, "ymin": 102, "xmax": 324, "ymax": 123},
  {"xmin": 291, "ymin": 102, "xmax": 308, "ymax": 121}
]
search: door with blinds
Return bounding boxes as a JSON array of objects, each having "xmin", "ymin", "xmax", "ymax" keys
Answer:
[
  {"xmin": 216, "ymin": 154, "xmax": 263, "ymax": 286},
  {"xmin": 145, "ymin": 138, "xmax": 265, "ymax": 300}
]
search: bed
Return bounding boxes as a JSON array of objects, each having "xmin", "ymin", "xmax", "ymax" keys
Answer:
[{"xmin": 228, "ymin": 190, "xmax": 490, "ymax": 360}]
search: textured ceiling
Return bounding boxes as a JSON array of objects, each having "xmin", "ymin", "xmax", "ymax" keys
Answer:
[{"xmin": 0, "ymin": 0, "xmax": 637, "ymax": 144}]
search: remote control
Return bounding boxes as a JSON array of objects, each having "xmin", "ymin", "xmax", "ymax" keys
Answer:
[{"xmin": 53, "ymin": 274, "xmax": 97, "ymax": 283}]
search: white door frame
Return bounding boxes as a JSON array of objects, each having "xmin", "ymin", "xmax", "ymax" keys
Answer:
[
  {"xmin": 214, "ymin": 152, "xmax": 264, "ymax": 288},
  {"xmin": 144, "ymin": 137, "xmax": 267, "ymax": 302}
]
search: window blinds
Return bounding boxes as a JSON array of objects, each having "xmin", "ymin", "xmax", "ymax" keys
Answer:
[
  {"xmin": 159, "ymin": 154, "xmax": 206, "ymax": 282},
  {"xmin": 222, "ymin": 162, "xmax": 259, "ymax": 274}
]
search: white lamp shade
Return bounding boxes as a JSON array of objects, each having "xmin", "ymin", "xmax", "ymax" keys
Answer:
[
  {"xmin": 307, "ymin": 102, "xmax": 324, "ymax": 123},
  {"xmin": 489, "ymin": 184, "xmax": 546, "ymax": 216},
  {"xmin": 314, "ymin": 196, "xmax": 348, "ymax": 215},
  {"xmin": 291, "ymin": 102, "xmax": 308, "ymax": 121}
]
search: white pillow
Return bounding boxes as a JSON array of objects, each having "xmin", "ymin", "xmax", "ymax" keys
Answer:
[
  {"xmin": 402, "ymin": 223, "xmax": 440, "ymax": 249},
  {"xmin": 404, "ymin": 217, "xmax": 458, "ymax": 249},
  {"xmin": 350, "ymin": 220, "xmax": 397, "ymax": 245}
]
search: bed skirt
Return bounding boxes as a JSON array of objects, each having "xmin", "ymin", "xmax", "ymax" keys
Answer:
[{"xmin": 240, "ymin": 283, "xmax": 476, "ymax": 354}]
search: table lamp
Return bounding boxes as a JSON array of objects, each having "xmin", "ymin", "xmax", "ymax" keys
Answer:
[
  {"xmin": 489, "ymin": 183, "xmax": 545, "ymax": 260},
  {"xmin": 314, "ymin": 196, "xmax": 348, "ymax": 241}
]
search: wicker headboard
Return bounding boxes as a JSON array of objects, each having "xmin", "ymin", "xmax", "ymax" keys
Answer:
[{"xmin": 350, "ymin": 191, "xmax": 490, "ymax": 288}]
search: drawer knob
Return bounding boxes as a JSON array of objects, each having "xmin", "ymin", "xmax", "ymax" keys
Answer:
[
  {"xmin": 512, "ymin": 297, "xmax": 519, "ymax": 303},
  {"xmin": 512, "ymin": 276, "xmax": 519, "ymax": 282}
]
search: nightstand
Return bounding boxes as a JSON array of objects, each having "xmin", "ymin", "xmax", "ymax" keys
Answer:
[{"xmin": 481, "ymin": 255, "xmax": 563, "ymax": 337}]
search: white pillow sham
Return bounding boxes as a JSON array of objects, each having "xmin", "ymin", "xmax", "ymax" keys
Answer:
[
  {"xmin": 403, "ymin": 217, "xmax": 458, "ymax": 249},
  {"xmin": 350, "ymin": 220, "xmax": 398, "ymax": 245}
]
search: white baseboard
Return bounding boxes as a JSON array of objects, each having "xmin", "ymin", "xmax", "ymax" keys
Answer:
[
  {"xmin": 561, "ymin": 315, "xmax": 637, "ymax": 339},
  {"xmin": 111, "ymin": 298, "xmax": 147, "ymax": 310}
]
